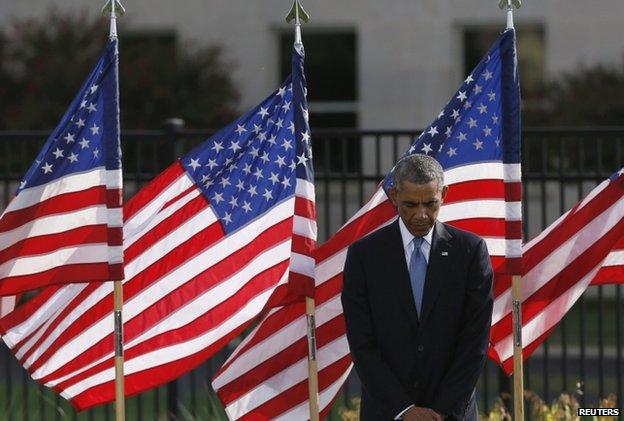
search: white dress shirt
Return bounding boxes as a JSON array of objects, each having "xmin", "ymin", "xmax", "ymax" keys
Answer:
[{"xmin": 395, "ymin": 218, "xmax": 434, "ymax": 420}]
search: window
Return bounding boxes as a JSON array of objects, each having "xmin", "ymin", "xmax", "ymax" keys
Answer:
[{"xmin": 279, "ymin": 31, "xmax": 360, "ymax": 172}]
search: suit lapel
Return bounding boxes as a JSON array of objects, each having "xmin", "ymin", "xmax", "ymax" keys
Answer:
[
  {"xmin": 420, "ymin": 221, "xmax": 454, "ymax": 324},
  {"xmin": 383, "ymin": 219, "xmax": 420, "ymax": 330}
]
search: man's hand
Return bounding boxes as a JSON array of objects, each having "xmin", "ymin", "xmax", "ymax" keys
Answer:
[{"xmin": 402, "ymin": 406, "xmax": 444, "ymax": 421}]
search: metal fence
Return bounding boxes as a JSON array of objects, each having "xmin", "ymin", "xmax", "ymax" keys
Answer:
[{"xmin": 1, "ymin": 127, "xmax": 623, "ymax": 420}]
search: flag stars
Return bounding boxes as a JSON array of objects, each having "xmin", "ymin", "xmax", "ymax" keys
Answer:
[
  {"xmin": 487, "ymin": 90, "xmax": 496, "ymax": 101},
  {"xmin": 42, "ymin": 162, "xmax": 53, "ymax": 174},
  {"xmin": 79, "ymin": 138, "xmax": 90, "ymax": 149},
  {"xmin": 258, "ymin": 107, "xmax": 269, "ymax": 118},
  {"xmin": 483, "ymin": 69, "xmax": 493, "ymax": 80},
  {"xmin": 93, "ymin": 148, "xmax": 100, "ymax": 158},
  {"xmin": 473, "ymin": 139, "xmax": 484, "ymax": 150},
  {"xmin": 189, "ymin": 158, "xmax": 201, "ymax": 171},
  {"xmin": 463, "ymin": 101, "xmax": 472, "ymax": 110},
  {"xmin": 52, "ymin": 148, "xmax": 64, "ymax": 159},
  {"xmin": 492, "ymin": 114, "xmax": 500, "ymax": 125},
  {"xmin": 75, "ymin": 118, "xmax": 85, "ymax": 128},
  {"xmin": 288, "ymin": 121, "xmax": 295, "ymax": 134},
  {"xmin": 247, "ymin": 185, "xmax": 258, "ymax": 197},
  {"xmin": 229, "ymin": 196, "xmax": 238, "ymax": 208},
  {"xmin": 281, "ymin": 139, "xmax": 293, "ymax": 150},
  {"xmin": 220, "ymin": 177, "xmax": 231, "ymax": 188},
  {"xmin": 254, "ymin": 168, "xmax": 264, "ymax": 180},
  {"xmin": 223, "ymin": 212, "xmax": 233, "ymax": 224},
  {"xmin": 260, "ymin": 152, "xmax": 270, "ymax": 164},
  {"xmin": 276, "ymin": 118, "xmax": 284, "ymax": 129},
  {"xmin": 269, "ymin": 172, "xmax": 280, "ymax": 184},
  {"xmin": 64, "ymin": 133, "xmax": 75, "ymax": 143},
  {"xmin": 80, "ymin": 99, "xmax": 87, "ymax": 109},
  {"xmin": 473, "ymin": 84, "xmax": 483, "ymax": 95},
  {"xmin": 235, "ymin": 179, "xmax": 245, "ymax": 191},
  {"xmin": 457, "ymin": 91, "xmax": 467, "ymax": 101},
  {"xmin": 212, "ymin": 192, "xmax": 224, "ymax": 204},
  {"xmin": 267, "ymin": 135, "xmax": 277, "ymax": 145},
  {"xmin": 87, "ymin": 103, "xmax": 97, "ymax": 113},
  {"xmin": 457, "ymin": 132, "xmax": 467, "ymax": 142},
  {"xmin": 451, "ymin": 109, "xmax": 460, "ymax": 119},
  {"xmin": 90, "ymin": 84, "xmax": 98, "ymax": 94},
  {"xmin": 421, "ymin": 143, "xmax": 433, "ymax": 154},
  {"xmin": 90, "ymin": 123, "xmax": 100, "ymax": 135},
  {"xmin": 447, "ymin": 147, "xmax": 458, "ymax": 157},
  {"xmin": 250, "ymin": 146, "xmax": 260, "ymax": 158},
  {"xmin": 19, "ymin": 181, "xmax": 26, "ymax": 189},
  {"xmin": 242, "ymin": 201, "xmax": 252, "ymax": 213},
  {"xmin": 262, "ymin": 188, "xmax": 273, "ymax": 201},
  {"xmin": 483, "ymin": 125, "xmax": 493, "ymax": 137},
  {"xmin": 301, "ymin": 131, "xmax": 311, "ymax": 143},
  {"xmin": 297, "ymin": 152, "xmax": 308, "ymax": 166},
  {"xmin": 277, "ymin": 86, "xmax": 286, "ymax": 97},
  {"xmin": 242, "ymin": 163, "xmax": 252, "ymax": 174},
  {"xmin": 206, "ymin": 159, "xmax": 218, "ymax": 170},
  {"xmin": 275, "ymin": 155, "xmax": 286, "ymax": 167},
  {"xmin": 281, "ymin": 176, "xmax": 291, "ymax": 188},
  {"xmin": 445, "ymin": 126, "xmax": 453, "ymax": 138},
  {"xmin": 477, "ymin": 103, "xmax": 488, "ymax": 114},
  {"xmin": 229, "ymin": 141, "xmax": 241, "ymax": 153},
  {"xmin": 427, "ymin": 126, "xmax": 439, "ymax": 137},
  {"xmin": 68, "ymin": 152, "xmax": 79, "ymax": 163},
  {"xmin": 495, "ymin": 137, "xmax": 501, "ymax": 147},
  {"xmin": 212, "ymin": 141, "xmax": 224, "ymax": 153},
  {"xmin": 465, "ymin": 74, "xmax": 474, "ymax": 84},
  {"xmin": 282, "ymin": 101, "xmax": 291, "ymax": 112},
  {"xmin": 467, "ymin": 118, "xmax": 478, "ymax": 128},
  {"xmin": 236, "ymin": 124, "xmax": 247, "ymax": 135},
  {"xmin": 437, "ymin": 110, "xmax": 444, "ymax": 119}
]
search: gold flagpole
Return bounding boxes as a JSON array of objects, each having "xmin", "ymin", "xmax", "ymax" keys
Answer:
[
  {"xmin": 499, "ymin": 1, "xmax": 524, "ymax": 419},
  {"xmin": 102, "ymin": 1, "xmax": 126, "ymax": 420},
  {"xmin": 286, "ymin": 2, "xmax": 319, "ymax": 420}
]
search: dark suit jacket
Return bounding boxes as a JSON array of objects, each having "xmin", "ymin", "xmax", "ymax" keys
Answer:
[{"xmin": 341, "ymin": 219, "xmax": 493, "ymax": 420}]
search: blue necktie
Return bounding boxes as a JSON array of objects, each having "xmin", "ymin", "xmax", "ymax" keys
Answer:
[{"xmin": 409, "ymin": 237, "xmax": 427, "ymax": 316}]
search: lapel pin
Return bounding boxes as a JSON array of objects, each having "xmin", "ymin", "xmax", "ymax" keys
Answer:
[{"xmin": 441, "ymin": 251, "xmax": 449, "ymax": 256}]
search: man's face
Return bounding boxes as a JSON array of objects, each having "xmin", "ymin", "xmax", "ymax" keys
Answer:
[{"xmin": 389, "ymin": 180, "xmax": 448, "ymax": 237}]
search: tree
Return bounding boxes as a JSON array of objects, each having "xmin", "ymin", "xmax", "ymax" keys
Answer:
[
  {"xmin": 524, "ymin": 61, "xmax": 624, "ymax": 126},
  {"xmin": 0, "ymin": 10, "xmax": 239, "ymax": 130}
]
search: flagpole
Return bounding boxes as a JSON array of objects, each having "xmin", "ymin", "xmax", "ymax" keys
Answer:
[
  {"xmin": 103, "ymin": 1, "xmax": 126, "ymax": 420},
  {"xmin": 500, "ymin": 0, "xmax": 525, "ymax": 419},
  {"xmin": 286, "ymin": 1, "xmax": 319, "ymax": 420}
]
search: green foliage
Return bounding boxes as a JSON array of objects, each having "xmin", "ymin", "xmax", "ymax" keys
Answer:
[
  {"xmin": 525, "ymin": 62, "xmax": 624, "ymax": 126},
  {"xmin": 0, "ymin": 9, "xmax": 239, "ymax": 130}
]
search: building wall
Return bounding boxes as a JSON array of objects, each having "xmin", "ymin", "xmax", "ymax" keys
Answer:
[{"xmin": 2, "ymin": 0, "xmax": 624, "ymax": 129}]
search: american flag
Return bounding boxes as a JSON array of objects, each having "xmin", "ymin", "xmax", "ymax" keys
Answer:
[
  {"xmin": 490, "ymin": 167, "xmax": 624, "ymax": 373},
  {"xmin": 0, "ymin": 45, "xmax": 315, "ymax": 410},
  {"xmin": 212, "ymin": 29, "xmax": 521, "ymax": 420},
  {"xmin": 0, "ymin": 40, "xmax": 123, "ymax": 296}
]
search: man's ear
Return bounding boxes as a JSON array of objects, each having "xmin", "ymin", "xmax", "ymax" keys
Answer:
[
  {"xmin": 440, "ymin": 185, "xmax": 449, "ymax": 203},
  {"xmin": 388, "ymin": 187, "xmax": 398, "ymax": 206}
]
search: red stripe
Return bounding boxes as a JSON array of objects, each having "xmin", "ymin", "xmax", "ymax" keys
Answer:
[
  {"xmin": 591, "ymin": 265, "xmax": 624, "ymax": 285},
  {"xmin": 123, "ymin": 194, "xmax": 209, "ymax": 264},
  {"xmin": 40, "ymin": 219, "xmax": 292, "ymax": 384},
  {"xmin": 0, "ymin": 263, "xmax": 112, "ymax": 296},
  {"xmin": 107, "ymin": 227, "xmax": 123, "ymax": 247},
  {"xmin": 162, "ymin": 185, "xmax": 197, "ymax": 211},
  {"xmin": 292, "ymin": 235, "xmax": 315, "ymax": 254},
  {"xmin": 0, "ymin": 286, "xmax": 62, "ymax": 332},
  {"xmin": 445, "ymin": 218, "xmax": 522, "ymax": 239},
  {"xmin": 444, "ymin": 179, "xmax": 517, "ymax": 204},
  {"xmin": 498, "ymin": 325, "xmax": 558, "ymax": 375},
  {"xmin": 0, "ymin": 186, "xmax": 107, "ymax": 233},
  {"xmin": 490, "ymin": 218, "xmax": 624, "ymax": 343},
  {"xmin": 106, "ymin": 188, "xmax": 123, "ymax": 208},
  {"xmin": 522, "ymin": 182, "xmax": 623, "ymax": 275},
  {"xmin": 124, "ymin": 162, "xmax": 185, "ymax": 221},
  {"xmin": 55, "ymin": 258, "xmax": 291, "ymax": 390},
  {"xmin": 313, "ymin": 200, "xmax": 396, "ymax": 263},
  {"xmin": 294, "ymin": 196, "xmax": 316, "ymax": 219},
  {"xmin": 0, "ymin": 225, "xmax": 109, "ymax": 267},
  {"xmin": 504, "ymin": 181, "xmax": 522, "ymax": 203}
]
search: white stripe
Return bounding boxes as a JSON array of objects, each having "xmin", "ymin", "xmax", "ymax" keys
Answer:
[
  {"xmin": 295, "ymin": 178, "xmax": 315, "ymax": 202},
  {"xmin": 106, "ymin": 169, "xmax": 122, "ymax": 190},
  {"xmin": 341, "ymin": 188, "xmax": 388, "ymax": 229},
  {"xmin": 2, "ymin": 168, "xmax": 108, "ymax": 215},
  {"xmin": 603, "ymin": 250, "xmax": 624, "ymax": 267},
  {"xmin": 108, "ymin": 246, "xmax": 123, "ymax": 265},
  {"xmin": 124, "ymin": 187, "xmax": 201, "ymax": 249},
  {"xmin": 33, "ymin": 199, "xmax": 295, "ymax": 379},
  {"xmin": 0, "ymin": 296, "xmax": 16, "ymax": 318},
  {"xmin": 0, "ymin": 243, "xmax": 110, "ymax": 279},
  {"xmin": 0, "ymin": 205, "xmax": 109, "ymax": 253},
  {"xmin": 494, "ymin": 264, "xmax": 599, "ymax": 362},
  {"xmin": 3, "ymin": 284, "xmax": 87, "ymax": 351},
  {"xmin": 293, "ymin": 215, "xmax": 316, "ymax": 238},
  {"xmin": 106, "ymin": 208, "xmax": 123, "ymax": 228},
  {"xmin": 482, "ymin": 238, "xmax": 522, "ymax": 258},
  {"xmin": 61, "ymin": 279, "xmax": 288, "ymax": 398},
  {"xmin": 123, "ymin": 172, "xmax": 195, "ymax": 239},
  {"xmin": 439, "ymin": 200, "xmax": 521, "ymax": 222},
  {"xmin": 289, "ymin": 253, "xmax": 315, "ymax": 278},
  {"xmin": 444, "ymin": 162, "xmax": 520, "ymax": 185}
]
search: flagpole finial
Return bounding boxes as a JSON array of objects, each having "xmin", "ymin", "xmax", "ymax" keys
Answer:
[
  {"xmin": 285, "ymin": 0, "xmax": 309, "ymax": 45},
  {"xmin": 102, "ymin": 0, "xmax": 126, "ymax": 40}
]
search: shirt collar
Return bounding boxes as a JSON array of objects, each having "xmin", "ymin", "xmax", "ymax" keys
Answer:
[{"xmin": 398, "ymin": 217, "xmax": 434, "ymax": 250}]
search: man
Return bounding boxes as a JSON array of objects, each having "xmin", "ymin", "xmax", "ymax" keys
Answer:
[{"xmin": 341, "ymin": 154, "xmax": 493, "ymax": 421}]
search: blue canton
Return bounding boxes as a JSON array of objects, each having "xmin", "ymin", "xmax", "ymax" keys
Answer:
[
  {"xmin": 183, "ymin": 44, "xmax": 313, "ymax": 233},
  {"xmin": 18, "ymin": 40, "xmax": 121, "ymax": 193},
  {"xmin": 384, "ymin": 29, "xmax": 521, "ymax": 189}
]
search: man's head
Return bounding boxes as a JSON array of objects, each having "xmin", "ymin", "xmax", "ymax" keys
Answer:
[{"xmin": 388, "ymin": 154, "xmax": 448, "ymax": 237}]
